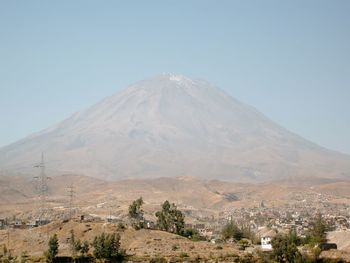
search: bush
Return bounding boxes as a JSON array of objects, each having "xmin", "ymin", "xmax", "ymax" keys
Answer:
[
  {"xmin": 20, "ymin": 251, "xmax": 29, "ymax": 263},
  {"xmin": 238, "ymin": 239, "xmax": 250, "ymax": 250},
  {"xmin": 181, "ymin": 228, "xmax": 205, "ymax": 241},
  {"xmin": 271, "ymin": 230, "xmax": 302, "ymax": 263},
  {"xmin": 150, "ymin": 257, "xmax": 167, "ymax": 263},
  {"xmin": 221, "ymin": 222, "xmax": 243, "ymax": 241},
  {"xmin": 238, "ymin": 254, "xmax": 258, "ymax": 263},
  {"xmin": 117, "ymin": 222, "xmax": 126, "ymax": 231}
]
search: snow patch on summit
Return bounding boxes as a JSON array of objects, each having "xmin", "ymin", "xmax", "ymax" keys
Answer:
[
  {"xmin": 162, "ymin": 73, "xmax": 193, "ymax": 84},
  {"xmin": 169, "ymin": 75, "xmax": 184, "ymax": 82}
]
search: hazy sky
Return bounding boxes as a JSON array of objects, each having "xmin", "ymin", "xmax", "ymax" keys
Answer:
[{"xmin": 0, "ymin": 0, "xmax": 349, "ymax": 154}]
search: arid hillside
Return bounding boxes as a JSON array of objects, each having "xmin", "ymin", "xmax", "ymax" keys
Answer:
[
  {"xmin": 1, "ymin": 174, "xmax": 350, "ymax": 221},
  {"xmin": 1, "ymin": 175, "xmax": 350, "ymax": 262},
  {"xmin": 0, "ymin": 220, "xmax": 240, "ymax": 261}
]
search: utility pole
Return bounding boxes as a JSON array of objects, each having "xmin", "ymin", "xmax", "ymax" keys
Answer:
[
  {"xmin": 34, "ymin": 153, "xmax": 50, "ymax": 224},
  {"xmin": 67, "ymin": 184, "xmax": 75, "ymax": 220},
  {"xmin": 108, "ymin": 193, "xmax": 112, "ymax": 222}
]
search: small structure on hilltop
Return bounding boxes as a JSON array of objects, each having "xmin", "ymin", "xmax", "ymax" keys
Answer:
[
  {"xmin": 27, "ymin": 218, "xmax": 51, "ymax": 227},
  {"xmin": 12, "ymin": 219, "xmax": 26, "ymax": 229}
]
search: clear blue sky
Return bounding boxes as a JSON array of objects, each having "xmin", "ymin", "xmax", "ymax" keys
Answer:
[{"xmin": 0, "ymin": 0, "xmax": 349, "ymax": 154}]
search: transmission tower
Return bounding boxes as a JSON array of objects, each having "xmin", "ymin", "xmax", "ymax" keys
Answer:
[
  {"xmin": 34, "ymin": 153, "xmax": 50, "ymax": 223},
  {"xmin": 67, "ymin": 184, "xmax": 75, "ymax": 220}
]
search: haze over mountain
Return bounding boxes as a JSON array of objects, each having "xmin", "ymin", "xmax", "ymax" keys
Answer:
[{"xmin": 0, "ymin": 74, "xmax": 349, "ymax": 181}]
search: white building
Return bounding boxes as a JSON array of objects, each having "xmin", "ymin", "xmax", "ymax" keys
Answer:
[
  {"xmin": 261, "ymin": 229, "xmax": 276, "ymax": 251},
  {"xmin": 261, "ymin": 236, "xmax": 272, "ymax": 250}
]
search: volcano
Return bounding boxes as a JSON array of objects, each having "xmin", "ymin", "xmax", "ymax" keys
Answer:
[{"xmin": 0, "ymin": 74, "xmax": 349, "ymax": 181}]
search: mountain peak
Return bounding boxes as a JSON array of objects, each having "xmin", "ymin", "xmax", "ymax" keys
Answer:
[
  {"xmin": 0, "ymin": 75, "xmax": 349, "ymax": 182},
  {"xmin": 161, "ymin": 73, "xmax": 186, "ymax": 79},
  {"xmin": 131, "ymin": 74, "xmax": 198, "ymax": 90},
  {"xmin": 160, "ymin": 73, "xmax": 193, "ymax": 83}
]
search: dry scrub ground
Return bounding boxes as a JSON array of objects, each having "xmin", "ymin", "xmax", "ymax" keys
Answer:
[{"xmin": 0, "ymin": 220, "xmax": 240, "ymax": 261}]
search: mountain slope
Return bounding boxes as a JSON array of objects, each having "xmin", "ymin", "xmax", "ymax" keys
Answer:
[{"xmin": 0, "ymin": 74, "xmax": 349, "ymax": 181}]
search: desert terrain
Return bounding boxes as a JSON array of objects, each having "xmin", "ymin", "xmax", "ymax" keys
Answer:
[{"xmin": 1, "ymin": 174, "xmax": 350, "ymax": 261}]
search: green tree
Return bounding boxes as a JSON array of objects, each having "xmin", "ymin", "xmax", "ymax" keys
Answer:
[
  {"xmin": 221, "ymin": 222, "xmax": 243, "ymax": 241},
  {"xmin": 128, "ymin": 197, "xmax": 145, "ymax": 229},
  {"xmin": 44, "ymin": 234, "xmax": 59, "ymax": 263},
  {"xmin": 271, "ymin": 230, "xmax": 303, "ymax": 263},
  {"xmin": 69, "ymin": 230, "xmax": 77, "ymax": 257},
  {"xmin": 307, "ymin": 212, "xmax": 327, "ymax": 245},
  {"xmin": 70, "ymin": 229, "xmax": 84, "ymax": 258},
  {"xmin": 156, "ymin": 200, "xmax": 171, "ymax": 232},
  {"xmin": 155, "ymin": 200, "xmax": 185, "ymax": 235},
  {"xmin": 74, "ymin": 240, "xmax": 82, "ymax": 255},
  {"xmin": 80, "ymin": 240, "xmax": 90, "ymax": 256},
  {"xmin": 92, "ymin": 232, "xmax": 124, "ymax": 261}
]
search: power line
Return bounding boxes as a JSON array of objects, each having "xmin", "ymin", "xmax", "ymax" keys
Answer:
[{"xmin": 7, "ymin": 228, "xmax": 10, "ymax": 248}]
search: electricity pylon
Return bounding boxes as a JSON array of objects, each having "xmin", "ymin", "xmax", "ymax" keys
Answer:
[
  {"xmin": 34, "ymin": 153, "xmax": 50, "ymax": 223},
  {"xmin": 67, "ymin": 184, "xmax": 75, "ymax": 220}
]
